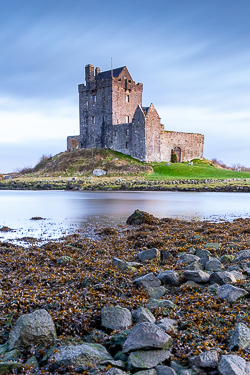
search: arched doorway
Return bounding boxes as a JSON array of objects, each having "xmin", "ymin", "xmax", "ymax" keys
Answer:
[{"xmin": 171, "ymin": 147, "xmax": 181, "ymax": 163}]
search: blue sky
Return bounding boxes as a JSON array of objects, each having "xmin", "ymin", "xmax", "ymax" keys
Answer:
[{"xmin": 1, "ymin": 0, "xmax": 250, "ymax": 172}]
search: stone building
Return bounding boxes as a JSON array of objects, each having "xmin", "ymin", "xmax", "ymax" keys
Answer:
[{"xmin": 67, "ymin": 64, "xmax": 204, "ymax": 162}]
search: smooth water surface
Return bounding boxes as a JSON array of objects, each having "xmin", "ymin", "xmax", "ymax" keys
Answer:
[{"xmin": 0, "ymin": 190, "xmax": 250, "ymax": 243}]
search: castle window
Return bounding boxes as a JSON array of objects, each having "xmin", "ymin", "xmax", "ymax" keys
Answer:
[
  {"xmin": 125, "ymin": 115, "xmax": 129, "ymax": 123},
  {"xmin": 126, "ymin": 129, "xmax": 129, "ymax": 136},
  {"xmin": 93, "ymin": 95, "xmax": 96, "ymax": 103},
  {"xmin": 126, "ymin": 94, "xmax": 130, "ymax": 103},
  {"xmin": 126, "ymin": 142, "xmax": 128, "ymax": 149},
  {"xmin": 115, "ymin": 130, "xmax": 118, "ymax": 137},
  {"xmin": 92, "ymin": 116, "xmax": 95, "ymax": 124}
]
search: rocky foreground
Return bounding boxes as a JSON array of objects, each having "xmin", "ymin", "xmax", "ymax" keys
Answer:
[{"xmin": 1, "ymin": 211, "xmax": 250, "ymax": 373}]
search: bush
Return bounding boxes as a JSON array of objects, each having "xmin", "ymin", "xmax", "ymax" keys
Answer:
[{"xmin": 171, "ymin": 150, "xmax": 178, "ymax": 163}]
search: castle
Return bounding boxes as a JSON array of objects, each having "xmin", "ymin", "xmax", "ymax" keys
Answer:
[{"xmin": 67, "ymin": 64, "xmax": 204, "ymax": 162}]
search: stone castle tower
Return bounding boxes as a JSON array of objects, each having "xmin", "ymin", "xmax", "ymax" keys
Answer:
[{"xmin": 67, "ymin": 64, "xmax": 204, "ymax": 162}]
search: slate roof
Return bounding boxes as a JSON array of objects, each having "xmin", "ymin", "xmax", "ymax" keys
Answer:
[
  {"xmin": 95, "ymin": 67, "xmax": 125, "ymax": 80},
  {"xmin": 142, "ymin": 106, "xmax": 150, "ymax": 114}
]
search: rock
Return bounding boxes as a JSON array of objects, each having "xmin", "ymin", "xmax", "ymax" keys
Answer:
[
  {"xmin": 189, "ymin": 350, "xmax": 218, "ymax": 368},
  {"xmin": 147, "ymin": 298, "xmax": 177, "ymax": 310},
  {"xmin": 220, "ymin": 255, "xmax": 235, "ymax": 264},
  {"xmin": 246, "ymin": 268, "xmax": 250, "ymax": 276},
  {"xmin": 132, "ymin": 307, "xmax": 156, "ymax": 324},
  {"xmin": 177, "ymin": 254, "xmax": 199, "ymax": 265},
  {"xmin": 113, "ymin": 258, "xmax": 136, "ymax": 271},
  {"xmin": 157, "ymin": 318, "xmax": 178, "ymax": 331},
  {"xmin": 147, "ymin": 286, "xmax": 166, "ymax": 298},
  {"xmin": 195, "ymin": 248, "xmax": 213, "ymax": 258},
  {"xmin": 92, "ymin": 169, "xmax": 107, "ymax": 177},
  {"xmin": 57, "ymin": 255, "xmax": 74, "ymax": 265},
  {"xmin": 101, "ymin": 305, "xmax": 132, "ymax": 330},
  {"xmin": 184, "ymin": 270, "xmax": 210, "ymax": 283},
  {"xmin": 104, "ymin": 368, "xmax": 128, "ymax": 375},
  {"xmin": 185, "ymin": 260, "xmax": 204, "ymax": 271},
  {"xmin": 210, "ymin": 271, "xmax": 236, "ymax": 285},
  {"xmin": 228, "ymin": 265, "xmax": 242, "ymax": 272},
  {"xmin": 138, "ymin": 248, "xmax": 160, "ymax": 262},
  {"xmin": 8, "ymin": 309, "xmax": 57, "ymax": 350},
  {"xmin": 50, "ymin": 343, "xmax": 113, "ymax": 369},
  {"xmin": 155, "ymin": 365, "xmax": 176, "ymax": 375},
  {"xmin": 207, "ymin": 283, "xmax": 219, "ymax": 293},
  {"xmin": 0, "ymin": 362, "xmax": 23, "ymax": 374},
  {"xmin": 122, "ymin": 322, "xmax": 172, "ymax": 353},
  {"xmin": 2, "ymin": 349, "xmax": 19, "ymax": 362},
  {"xmin": 134, "ymin": 370, "xmax": 157, "ymax": 375},
  {"xmin": 101, "ymin": 359, "xmax": 126, "ymax": 369},
  {"xmin": 134, "ymin": 273, "xmax": 161, "ymax": 289},
  {"xmin": 230, "ymin": 270, "xmax": 246, "ymax": 281},
  {"xmin": 128, "ymin": 349, "xmax": 171, "ymax": 371},
  {"xmin": 205, "ymin": 258, "xmax": 222, "ymax": 271},
  {"xmin": 161, "ymin": 250, "xmax": 171, "ymax": 261},
  {"xmin": 170, "ymin": 361, "xmax": 187, "ymax": 373},
  {"xmin": 25, "ymin": 355, "xmax": 40, "ymax": 369},
  {"xmin": 218, "ymin": 354, "xmax": 250, "ymax": 375},
  {"xmin": 126, "ymin": 210, "xmax": 159, "ymax": 226},
  {"xmin": 229, "ymin": 322, "xmax": 250, "ymax": 350},
  {"xmin": 204, "ymin": 243, "xmax": 220, "ymax": 249},
  {"xmin": 157, "ymin": 270, "xmax": 180, "ymax": 286},
  {"xmin": 182, "ymin": 280, "xmax": 203, "ymax": 288},
  {"xmin": 217, "ymin": 284, "xmax": 248, "ymax": 302},
  {"xmin": 234, "ymin": 250, "xmax": 250, "ymax": 263}
]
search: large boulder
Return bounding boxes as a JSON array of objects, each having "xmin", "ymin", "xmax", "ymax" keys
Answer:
[
  {"xmin": 8, "ymin": 309, "xmax": 57, "ymax": 350},
  {"xmin": 92, "ymin": 169, "xmax": 107, "ymax": 177},
  {"xmin": 146, "ymin": 286, "xmax": 166, "ymax": 299},
  {"xmin": 205, "ymin": 258, "xmax": 222, "ymax": 272},
  {"xmin": 101, "ymin": 306, "xmax": 132, "ymax": 331},
  {"xmin": 229, "ymin": 323, "xmax": 250, "ymax": 351},
  {"xmin": 195, "ymin": 249, "xmax": 213, "ymax": 258},
  {"xmin": 184, "ymin": 270, "xmax": 210, "ymax": 283},
  {"xmin": 217, "ymin": 284, "xmax": 248, "ymax": 303},
  {"xmin": 126, "ymin": 210, "xmax": 159, "ymax": 225},
  {"xmin": 210, "ymin": 271, "xmax": 236, "ymax": 285},
  {"xmin": 50, "ymin": 343, "xmax": 112, "ymax": 369},
  {"xmin": 134, "ymin": 273, "xmax": 161, "ymax": 289},
  {"xmin": 122, "ymin": 322, "xmax": 172, "ymax": 353},
  {"xmin": 157, "ymin": 271, "xmax": 180, "ymax": 286},
  {"xmin": 127, "ymin": 349, "xmax": 171, "ymax": 371},
  {"xmin": 132, "ymin": 307, "xmax": 156, "ymax": 324},
  {"xmin": 218, "ymin": 354, "xmax": 250, "ymax": 375},
  {"xmin": 177, "ymin": 254, "xmax": 199, "ymax": 265},
  {"xmin": 138, "ymin": 248, "xmax": 160, "ymax": 263},
  {"xmin": 147, "ymin": 298, "xmax": 176, "ymax": 310},
  {"xmin": 189, "ymin": 350, "xmax": 218, "ymax": 368},
  {"xmin": 234, "ymin": 250, "xmax": 250, "ymax": 263}
]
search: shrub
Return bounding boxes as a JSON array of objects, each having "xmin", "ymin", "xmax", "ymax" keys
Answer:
[{"xmin": 171, "ymin": 150, "xmax": 178, "ymax": 163}]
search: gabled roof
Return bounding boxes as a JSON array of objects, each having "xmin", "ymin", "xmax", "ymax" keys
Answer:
[
  {"xmin": 142, "ymin": 107, "xmax": 150, "ymax": 114},
  {"xmin": 96, "ymin": 67, "xmax": 125, "ymax": 80}
]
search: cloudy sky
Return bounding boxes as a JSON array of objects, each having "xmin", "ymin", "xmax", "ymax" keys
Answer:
[{"xmin": 1, "ymin": 0, "xmax": 250, "ymax": 173}]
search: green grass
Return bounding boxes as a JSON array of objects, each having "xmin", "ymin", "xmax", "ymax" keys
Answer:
[{"xmin": 149, "ymin": 161, "xmax": 250, "ymax": 180}]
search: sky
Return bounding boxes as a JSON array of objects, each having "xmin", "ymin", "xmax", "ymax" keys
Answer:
[{"xmin": 1, "ymin": 0, "xmax": 250, "ymax": 173}]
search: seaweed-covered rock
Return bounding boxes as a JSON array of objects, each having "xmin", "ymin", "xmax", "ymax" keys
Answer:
[
  {"xmin": 126, "ymin": 210, "xmax": 159, "ymax": 225},
  {"xmin": 156, "ymin": 318, "xmax": 178, "ymax": 332},
  {"xmin": 122, "ymin": 322, "xmax": 172, "ymax": 353},
  {"xmin": 146, "ymin": 286, "xmax": 166, "ymax": 298},
  {"xmin": 8, "ymin": 309, "xmax": 57, "ymax": 350},
  {"xmin": 57, "ymin": 255, "xmax": 74, "ymax": 265},
  {"xmin": 234, "ymin": 250, "xmax": 250, "ymax": 263},
  {"xmin": 147, "ymin": 298, "xmax": 177, "ymax": 310}
]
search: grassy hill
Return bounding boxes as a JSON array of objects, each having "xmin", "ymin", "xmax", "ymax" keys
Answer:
[{"xmin": 14, "ymin": 149, "xmax": 250, "ymax": 180}]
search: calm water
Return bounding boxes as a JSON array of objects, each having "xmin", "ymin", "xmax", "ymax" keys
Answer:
[{"xmin": 0, "ymin": 190, "xmax": 250, "ymax": 243}]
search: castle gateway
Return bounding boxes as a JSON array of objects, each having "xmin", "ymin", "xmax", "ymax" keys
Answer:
[{"xmin": 67, "ymin": 64, "xmax": 204, "ymax": 162}]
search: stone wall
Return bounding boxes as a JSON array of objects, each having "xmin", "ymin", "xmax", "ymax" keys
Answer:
[
  {"xmin": 144, "ymin": 104, "xmax": 162, "ymax": 162},
  {"xmin": 160, "ymin": 131, "xmax": 204, "ymax": 162}
]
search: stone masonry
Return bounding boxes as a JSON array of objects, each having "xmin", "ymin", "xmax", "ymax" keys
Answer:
[{"xmin": 67, "ymin": 64, "xmax": 204, "ymax": 162}]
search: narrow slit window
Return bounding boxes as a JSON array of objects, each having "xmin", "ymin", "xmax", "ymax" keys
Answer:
[
  {"xmin": 126, "ymin": 129, "xmax": 129, "ymax": 136},
  {"xmin": 92, "ymin": 116, "xmax": 95, "ymax": 124},
  {"xmin": 126, "ymin": 94, "xmax": 130, "ymax": 102},
  {"xmin": 125, "ymin": 115, "xmax": 129, "ymax": 123},
  {"xmin": 93, "ymin": 95, "xmax": 96, "ymax": 103},
  {"xmin": 126, "ymin": 141, "xmax": 128, "ymax": 149},
  {"xmin": 115, "ymin": 130, "xmax": 118, "ymax": 137}
]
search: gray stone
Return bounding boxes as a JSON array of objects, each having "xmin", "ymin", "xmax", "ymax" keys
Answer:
[
  {"xmin": 234, "ymin": 250, "xmax": 250, "ymax": 263},
  {"xmin": 8, "ymin": 309, "xmax": 57, "ymax": 350},
  {"xmin": 134, "ymin": 273, "xmax": 161, "ymax": 289},
  {"xmin": 101, "ymin": 359, "xmax": 125, "ymax": 369},
  {"xmin": 101, "ymin": 305, "xmax": 132, "ymax": 330},
  {"xmin": 0, "ymin": 362, "xmax": 23, "ymax": 374},
  {"xmin": 182, "ymin": 280, "xmax": 203, "ymax": 288},
  {"xmin": 195, "ymin": 248, "xmax": 212, "ymax": 258},
  {"xmin": 161, "ymin": 250, "xmax": 171, "ymax": 261},
  {"xmin": 228, "ymin": 265, "xmax": 242, "ymax": 272},
  {"xmin": 157, "ymin": 318, "xmax": 178, "ymax": 331},
  {"xmin": 184, "ymin": 270, "xmax": 210, "ymax": 283},
  {"xmin": 220, "ymin": 255, "xmax": 235, "ymax": 264},
  {"xmin": 246, "ymin": 268, "xmax": 250, "ymax": 276},
  {"xmin": 210, "ymin": 271, "xmax": 236, "ymax": 285},
  {"xmin": 134, "ymin": 370, "xmax": 157, "ymax": 375},
  {"xmin": 113, "ymin": 258, "xmax": 136, "ymax": 271},
  {"xmin": 147, "ymin": 286, "xmax": 166, "ymax": 298},
  {"xmin": 147, "ymin": 298, "xmax": 177, "ymax": 310},
  {"xmin": 218, "ymin": 354, "xmax": 250, "ymax": 375},
  {"xmin": 229, "ymin": 323, "xmax": 250, "ymax": 350},
  {"xmin": 132, "ymin": 307, "xmax": 155, "ymax": 324},
  {"xmin": 128, "ymin": 349, "xmax": 171, "ymax": 371},
  {"xmin": 189, "ymin": 350, "xmax": 218, "ymax": 368},
  {"xmin": 217, "ymin": 284, "xmax": 248, "ymax": 302},
  {"xmin": 122, "ymin": 322, "xmax": 172, "ymax": 353},
  {"xmin": 50, "ymin": 343, "xmax": 112, "ymax": 368},
  {"xmin": 177, "ymin": 254, "xmax": 199, "ymax": 265},
  {"xmin": 157, "ymin": 270, "xmax": 180, "ymax": 286},
  {"xmin": 155, "ymin": 365, "xmax": 176, "ymax": 375},
  {"xmin": 138, "ymin": 248, "xmax": 160, "ymax": 263},
  {"xmin": 205, "ymin": 258, "xmax": 222, "ymax": 271},
  {"xmin": 57, "ymin": 255, "xmax": 74, "ymax": 265},
  {"xmin": 2, "ymin": 349, "xmax": 19, "ymax": 362},
  {"xmin": 207, "ymin": 283, "xmax": 219, "ymax": 293},
  {"xmin": 204, "ymin": 243, "xmax": 220, "ymax": 249},
  {"xmin": 104, "ymin": 368, "xmax": 128, "ymax": 375},
  {"xmin": 230, "ymin": 270, "xmax": 246, "ymax": 281},
  {"xmin": 92, "ymin": 169, "xmax": 107, "ymax": 177},
  {"xmin": 185, "ymin": 260, "xmax": 204, "ymax": 271},
  {"xmin": 25, "ymin": 355, "xmax": 39, "ymax": 369}
]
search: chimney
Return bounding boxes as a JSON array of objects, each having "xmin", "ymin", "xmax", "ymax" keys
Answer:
[
  {"xmin": 95, "ymin": 67, "xmax": 100, "ymax": 76},
  {"xmin": 85, "ymin": 64, "xmax": 94, "ymax": 82}
]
